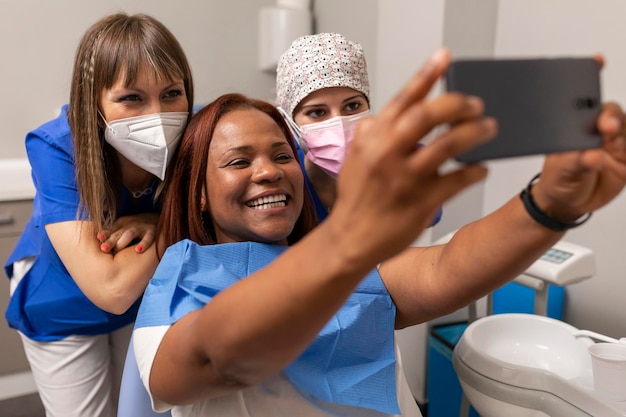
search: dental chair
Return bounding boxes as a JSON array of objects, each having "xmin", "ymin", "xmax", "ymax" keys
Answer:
[
  {"xmin": 428, "ymin": 231, "xmax": 597, "ymax": 417},
  {"xmin": 117, "ymin": 335, "xmax": 172, "ymax": 417},
  {"xmin": 449, "ymin": 239, "xmax": 621, "ymax": 417}
]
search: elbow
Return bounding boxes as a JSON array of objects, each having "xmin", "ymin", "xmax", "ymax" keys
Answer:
[
  {"xmin": 105, "ymin": 301, "xmax": 136, "ymax": 316},
  {"xmin": 208, "ymin": 347, "xmax": 278, "ymax": 389},
  {"xmin": 97, "ymin": 299, "xmax": 137, "ymax": 316},
  {"xmin": 214, "ymin": 368, "xmax": 255, "ymax": 390},
  {"xmin": 93, "ymin": 282, "xmax": 140, "ymax": 315},
  {"xmin": 153, "ymin": 351, "xmax": 255, "ymax": 405},
  {"xmin": 210, "ymin": 356, "xmax": 263, "ymax": 388}
]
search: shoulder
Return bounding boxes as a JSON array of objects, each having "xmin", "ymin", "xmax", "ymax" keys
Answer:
[
  {"xmin": 161, "ymin": 238, "xmax": 195, "ymax": 259},
  {"xmin": 26, "ymin": 105, "xmax": 73, "ymax": 154}
]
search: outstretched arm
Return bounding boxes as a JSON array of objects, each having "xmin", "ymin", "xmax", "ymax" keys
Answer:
[
  {"xmin": 384, "ymin": 92, "xmax": 626, "ymax": 329},
  {"xmin": 146, "ymin": 48, "xmax": 497, "ymax": 405}
]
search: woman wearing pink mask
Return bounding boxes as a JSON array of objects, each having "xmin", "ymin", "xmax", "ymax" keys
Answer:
[{"xmin": 276, "ymin": 32, "xmax": 442, "ymax": 224}]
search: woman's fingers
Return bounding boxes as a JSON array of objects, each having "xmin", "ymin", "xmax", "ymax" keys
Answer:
[
  {"xmin": 597, "ymin": 102, "xmax": 626, "ymax": 163},
  {"xmin": 347, "ymin": 61, "xmax": 495, "ymax": 182},
  {"xmin": 99, "ymin": 228, "xmax": 130, "ymax": 253},
  {"xmin": 356, "ymin": 48, "xmax": 491, "ymax": 161},
  {"xmin": 99, "ymin": 226, "xmax": 156, "ymax": 253},
  {"xmin": 334, "ymin": 50, "xmax": 499, "ymax": 259},
  {"xmin": 389, "ymin": 92, "xmax": 490, "ymax": 157},
  {"xmin": 413, "ymin": 114, "xmax": 498, "ymax": 171},
  {"xmin": 97, "ymin": 213, "xmax": 159, "ymax": 253}
]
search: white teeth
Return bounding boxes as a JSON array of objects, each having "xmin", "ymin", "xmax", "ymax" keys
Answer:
[
  {"xmin": 252, "ymin": 202, "xmax": 286, "ymax": 210},
  {"xmin": 247, "ymin": 194, "xmax": 287, "ymax": 210}
]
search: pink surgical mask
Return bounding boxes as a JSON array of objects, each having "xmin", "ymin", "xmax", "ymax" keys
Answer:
[{"xmin": 298, "ymin": 110, "xmax": 371, "ymax": 178}]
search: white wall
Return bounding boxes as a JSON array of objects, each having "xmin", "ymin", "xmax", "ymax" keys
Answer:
[
  {"xmin": 0, "ymin": 0, "xmax": 277, "ymax": 159},
  {"xmin": 486, "ymin": 0, "xmax": 626, "ymax": 338},
  {"xmin": 314, "ymin": 0, "xmax": 626, "ymax": 404},
  {"xmin": 359, "ymin": 0, "xmax": 626, "ymax": 338}
]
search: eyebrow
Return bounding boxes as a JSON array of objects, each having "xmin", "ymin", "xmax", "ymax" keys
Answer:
[
  {"xmin": 342, "ymin": 94, "xmax": 367, "ymax": 103},
  {"xmin": 299, "ymin": 93, "xmax": 366, "ymax": 110},
  {"xmin": 220, "ymin": 141, "xmax": 291, "ymax": 157},
  {"xmin": 117, "ymin": 79, "xmax": 184, "ymax": 93}
]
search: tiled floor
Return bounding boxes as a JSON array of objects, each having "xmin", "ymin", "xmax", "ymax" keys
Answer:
[{"xmin": 0, "ymin": 393, "xmax": 45, "ymax": 417}]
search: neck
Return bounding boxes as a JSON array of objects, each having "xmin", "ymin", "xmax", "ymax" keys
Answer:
[
  {"xmin": 304, "ymin": 158, "xmax": 337, "ymax": 211},
  {"xmin": 118, "ymin": 153, "xmax": 155, "ymax": 193}
]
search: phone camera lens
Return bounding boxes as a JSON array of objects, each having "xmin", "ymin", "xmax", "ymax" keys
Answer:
[{"xmin": 575, "ymin": 97, "xmax": 598, "ymax": 109}]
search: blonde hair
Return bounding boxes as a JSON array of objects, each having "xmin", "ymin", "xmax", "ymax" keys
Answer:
[{"xmin": 68, "ymin": 13, "xmax": 194, "ymax": 231}]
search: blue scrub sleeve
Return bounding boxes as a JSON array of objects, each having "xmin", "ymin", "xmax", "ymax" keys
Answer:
[{"xmin": 26, "ymin": 127, "xmax": 84, "ymax": 226}]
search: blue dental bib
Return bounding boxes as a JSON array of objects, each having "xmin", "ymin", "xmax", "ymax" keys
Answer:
[{"xmin": 135, "ymin": 240, "xmax": 399, "ymax": 414}]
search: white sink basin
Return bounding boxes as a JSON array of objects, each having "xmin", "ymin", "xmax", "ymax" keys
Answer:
[
  {"xmin": 0, "ymin": 158, "xmax": 35, "ymax": 202},
  {"xmin": 460, "ymin": 313, "xmax": 592, "ymax": 380},
  {"xmin": 454, "ymin": 313, "xmax": 626, "ymax": 417}
]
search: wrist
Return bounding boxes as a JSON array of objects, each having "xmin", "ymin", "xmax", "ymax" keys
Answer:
[{"xmin": 520, "ymin": 173, "xmax": 592, "ymax": 231}]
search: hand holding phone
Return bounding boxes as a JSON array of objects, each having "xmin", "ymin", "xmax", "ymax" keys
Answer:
[{"xmin": 445, "ymin": 57, "xmax": 602, "ymax": 163}]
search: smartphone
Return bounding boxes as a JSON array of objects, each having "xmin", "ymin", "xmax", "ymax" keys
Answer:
[{"xmin": 445, "ymin": 57, "xmax": 602, "ymax": 163}]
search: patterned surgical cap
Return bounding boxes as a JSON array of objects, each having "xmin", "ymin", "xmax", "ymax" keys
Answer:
[{"xmin": 276, "ymin": 32, "xmax": 370, "ymax": 117}]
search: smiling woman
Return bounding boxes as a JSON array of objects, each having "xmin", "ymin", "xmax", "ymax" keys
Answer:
[
  {"xmin": 202, "ymin": 108, "xmax": 305, "ymax": 245},
  {"xmin": 156, "ymin": 93, "xmax": 317, "ymax": 251},
  {"xmin": 131, "ymin": 44, "xmax": 626, "ymax": 417}
]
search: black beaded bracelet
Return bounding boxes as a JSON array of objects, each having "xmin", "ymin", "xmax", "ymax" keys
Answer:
[{"xmin": 520, "ymin": 173, "xmax": 592, "ymax": 231}]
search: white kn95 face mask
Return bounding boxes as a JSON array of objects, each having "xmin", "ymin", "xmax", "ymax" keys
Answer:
[{"xmin": 102, "ymin": 112, "xmax": 188, "ymax": 180}]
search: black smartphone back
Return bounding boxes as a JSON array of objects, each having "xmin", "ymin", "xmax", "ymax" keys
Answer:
[{"xmin": 445, "ymin": 58, "xmax": 602, "ymax": 163}]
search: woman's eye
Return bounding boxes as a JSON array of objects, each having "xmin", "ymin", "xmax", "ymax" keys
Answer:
[
  {"xmin": 119, "ymin": 94, "xmax": 142, "ymax": 102},
  {"xmin": 344, "ymin": 101, "xmax": 362, "ymax": 112},
  {"xmin": 163, "ymin": 89, "xmax": 184, "ymax": 100},
  {"xmin": 227, "ymin": 159, "xmax": 250, "ymax": 168},
  {"xmin": 276, "ymin": 153, "xmax": 294, "ymax": 163},
  {"xmin": 305, "ymin": 109, "xmax": 326, "ymax": 119}
]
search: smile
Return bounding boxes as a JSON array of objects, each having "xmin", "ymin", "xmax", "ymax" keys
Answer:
[{"xmin": 246, "ymin": 194, "xmax": 287, "ymax": 210}]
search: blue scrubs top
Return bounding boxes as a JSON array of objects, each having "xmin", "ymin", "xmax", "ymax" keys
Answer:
[{"xmin": 4, "ymin": 105, "xmax": 160, "ymax": 342}]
